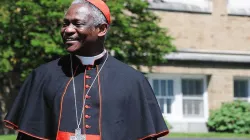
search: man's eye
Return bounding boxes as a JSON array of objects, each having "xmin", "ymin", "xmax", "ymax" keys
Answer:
[
  {"xmin": 75, "ymin": 23, "xmax": 84, "ymax": 27},
  {"xmin": 63, "ymin": 22, "xmax": 69, "ymax": 27}
]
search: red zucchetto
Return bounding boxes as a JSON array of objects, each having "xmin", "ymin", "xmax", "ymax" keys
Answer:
[{"xmin": 87, "ymin": 0, "xmax": 111, "ymax": 24}]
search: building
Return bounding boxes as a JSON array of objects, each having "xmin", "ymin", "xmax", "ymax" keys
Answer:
[{"xmin": 144, "ymin": 0, "xmax": 250, "ymax": 133}]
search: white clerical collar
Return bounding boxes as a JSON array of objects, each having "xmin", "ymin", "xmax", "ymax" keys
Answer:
[{"xmin": 76, "ymin": 49, "xmax": 106, "ymax": 65}]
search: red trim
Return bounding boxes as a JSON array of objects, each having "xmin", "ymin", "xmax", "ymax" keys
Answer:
[
  {"xmin": 4, "ymin": 121, "xmax": 49, "ymax": 140},
  {"xmin": 56, "ymin": 65, "xmax": 79, "ymax": 139},
  {"xmin": 5, "ymin": 65, "xmax": 83, "ymax": 140},
  {"xmin": 97, "ymin": 65, "xmax": 103, "ymax": 139},
  {"xmin": 83, "ymin": 69, "xmax": 87, "ymax": 134},
  {"xmin": 139, "ymin": 130, "xmax": 169, "ymax": 140},
  {"xmin": 3, "ymin": 120, "xmax": 18, "ymax": 128},
  {"xmin": 56, "ymin": 77, "xmax": 73, "ymax": 139},
  {"xmin": 18, "ymin": 130, "xmax": 49, "ymax": 140},
  {"xmin": 57, "ymin": 131, "xmax": 100, "ymax": 140},
  {"xmin": 5, "ymin": 124, "xmax": 15, "ymax": 130},
  {"xmin": 74, "ymin": 65, "xmax": 79, "ymax": 75}
]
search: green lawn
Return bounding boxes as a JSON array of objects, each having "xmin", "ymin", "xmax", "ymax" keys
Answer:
[
  {"xmin": 167, "ymin": 132, "xmax": 250, "ymax": 138},
  {"xmin": 0, "ymin": 133, "xmax": 250, "ymax": 139},
  {"xmin": 0, "ymin": 135, "xmax": 16, "ymax": 140}
]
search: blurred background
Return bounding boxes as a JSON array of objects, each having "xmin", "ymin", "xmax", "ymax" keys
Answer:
[{"xmin": 0, "ymin": 0, "xmax": 250, "ymax": 139}]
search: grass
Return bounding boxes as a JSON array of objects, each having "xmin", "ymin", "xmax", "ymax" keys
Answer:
[
  {"xmin": 0, "ymin": 135, "xmax": 16, "ymax": 140},
  {"xmin": 167, "ymin": 132, "xmax": 250, "ymax": 138},
  {"xmin": 1, "ymin": 133, "xmax": 250, "ymax": 139}
]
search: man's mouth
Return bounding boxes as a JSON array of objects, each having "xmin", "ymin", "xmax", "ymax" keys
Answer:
[{"xmin": 65, "ymin": 38, "xmax": 79, "ymax": 43}]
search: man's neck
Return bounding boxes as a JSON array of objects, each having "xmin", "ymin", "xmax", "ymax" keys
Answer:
[{"xmin": 75, "ymin": 49, "xmax": 106, "ymax": 65}]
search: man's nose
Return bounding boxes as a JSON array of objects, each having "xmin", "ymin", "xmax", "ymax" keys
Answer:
[{"xmin": 65, "ymin": 24, "xmax": 76, "ymax": 34}]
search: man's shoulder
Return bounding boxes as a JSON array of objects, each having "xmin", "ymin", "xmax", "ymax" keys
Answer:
[
  {"xmin": 32, "ymin": 56, "xmax": 66, "ymax": 77},
  {"xmin": 109, "ymin": 56, "xmax": 145, "ymax": 79},
  {"xmin": 35, "ymin": 58, "xmax": 61, "ymax": 72}
]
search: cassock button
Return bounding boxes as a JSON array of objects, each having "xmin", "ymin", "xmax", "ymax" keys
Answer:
[
  {"xmin": 85, "ymin": 115, "xmax": 91, "ymax": 119},
  {"xmin": 85, "ymin": 105, "xmax": 91, "ymax": 109},
  {"xmin": 85, "ymin": 95, "xmax": 91, "ymax": 99},
  {"xmin": 85, "ymin": 85, "xmax": 90, "ymax": 89},
  {"xmin": 87, "ymin": 66, "xmax": 92, "ymax": 70},
  {"xmin": 85, "ymin": 125, "xmax": 91, "ymax": 129},
  {"xmin": 85, "ymin": 75, "xmax": 91, "ymax": 79}
]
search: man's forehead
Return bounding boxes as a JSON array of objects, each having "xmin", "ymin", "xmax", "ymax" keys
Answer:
[
  {"xmin": 65, "ymin": 4, "xmax": 91, "ymax": 17},
  {"xmin": 77, "ymin": 6, "xmax": 90, "ymax": 14}
]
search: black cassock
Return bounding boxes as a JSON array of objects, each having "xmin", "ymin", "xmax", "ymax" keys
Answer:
[{"xmin": 4, "ymin": 53, "xmax": 169, "ymax": 140}]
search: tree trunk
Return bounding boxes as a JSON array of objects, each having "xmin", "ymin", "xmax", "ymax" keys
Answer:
[{"xmin": 0, "ymin": 72, "xmax": 20, "ymax": 134}]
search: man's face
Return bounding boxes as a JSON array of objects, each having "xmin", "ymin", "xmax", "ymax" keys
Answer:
[{"xmin": 61, "ymin": 4, "xmax": 98, "ymax": 53}]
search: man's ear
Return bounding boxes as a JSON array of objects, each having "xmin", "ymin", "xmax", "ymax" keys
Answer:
[{"xmin": 98, "ymin": 23, "xmax": 108, "ymax": 37}]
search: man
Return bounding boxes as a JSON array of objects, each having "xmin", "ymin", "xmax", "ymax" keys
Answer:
[{"xmin": 4, "ymin": 0, "xmax": 169, "ymax": 139}]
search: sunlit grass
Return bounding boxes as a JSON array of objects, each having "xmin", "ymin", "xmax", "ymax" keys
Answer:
[
  {"xmin": 0, "ymin": 135, "xmax": 16, "ymax": 140},
  {"xmin": 167, "ymin": 132, "xmax": 250, "ymax": 138},
  {"xmin": 1, "ymin": 133, "xmax": 250, "ymax": 139}
]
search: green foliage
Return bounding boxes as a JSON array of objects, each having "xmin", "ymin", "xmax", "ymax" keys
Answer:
[
  {"xmin": 0, "ymin": 0, "xmax": 175, "ymax": 79},
  {"xmin": 0, "ymin": 0, "xmax": 69, "ymax": 79},
  {"xmin": 207, "ymin": 100, "xmax": 250, "ymax": 134}
]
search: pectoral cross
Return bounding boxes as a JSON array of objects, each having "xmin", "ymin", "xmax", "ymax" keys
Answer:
[{"xmin": 70, "ymin": 128, "xmax": 86, "ymax": 140}]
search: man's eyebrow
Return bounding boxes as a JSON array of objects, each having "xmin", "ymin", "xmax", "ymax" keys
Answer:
[
  {"xmin": 63, "ymin": 18, "xmax": 69, "ymax": 22},
  {"xmin": 63, "ymin": 18, "xmax": 78, "ymax": 21},
  {"xmin": 63, "ymin": 18, "xmax": 87, "ymax": 23}
]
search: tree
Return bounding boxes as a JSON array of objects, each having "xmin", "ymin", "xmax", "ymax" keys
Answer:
[
  {"xmin": 0, "ymin": 0, "xmax": 175, "ymax": 129},
  {"xmin": 0, "ymin": 0, "xmax": 175, "ymax": 76}
]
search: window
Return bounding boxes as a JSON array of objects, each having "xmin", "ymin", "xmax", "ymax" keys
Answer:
[
  {"xmin": 234, "ymin": 79, "xmax": 249, "ymax": 101},
  {"xmin": 228, "ymin": 0, "xmax": 250, "ymax": 16},
  {"xmin": 148, "ymin": 75, "xmax": 208, "ymax": 121},
  {"xmin": 152, "ymin": 79, "xmax": 174, "ymax": 114},
  {"xmin": 182, "ymin": 79, "xmax": 204, "ymax": 117},
  {"xmin": 148, "ymin": 0, "xmax": 213, "ymax": 13}
]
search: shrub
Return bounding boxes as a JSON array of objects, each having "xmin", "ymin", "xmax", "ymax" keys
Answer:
[{"xmin": 207, "ymin": 100, "xmax": 250, "ymax": 134}]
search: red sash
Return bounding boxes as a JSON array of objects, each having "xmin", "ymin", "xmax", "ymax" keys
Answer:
[{"xmin": 57, "ymin": 131, "xmax": 100, "ymax": 140}]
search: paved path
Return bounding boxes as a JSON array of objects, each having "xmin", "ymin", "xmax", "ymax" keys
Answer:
[{"xmin": 159, "ymin": 138, "xmax": 249, "ymax": 140}]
